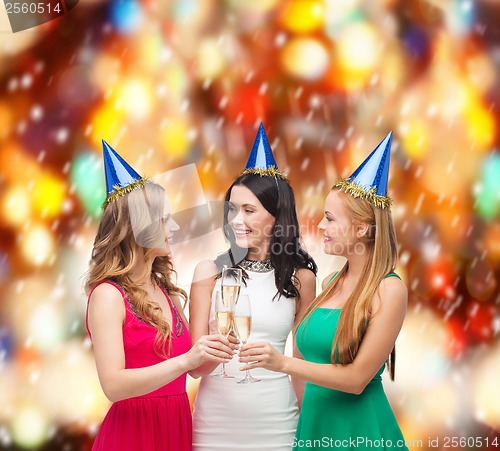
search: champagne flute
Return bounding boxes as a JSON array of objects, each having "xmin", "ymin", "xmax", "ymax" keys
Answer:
[
  {"xmin": 234, "ymin": 294, "xmax": 260, "ymax": 384},
  {"xmin": 212, "ymin": 266, "xmax": 242, "ymax": 378},
  {"xmin": 213, "ymin": 291, "xmax": 234, "ymax": 378},
  {"xmin": 221, "ymin": 266, "xmax": 242, "ymax": 312}
]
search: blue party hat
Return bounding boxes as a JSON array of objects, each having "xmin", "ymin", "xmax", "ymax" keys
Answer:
[
  {"xmin": 242, "ymin": 123, "xmax": 286, "ymax": 179},
  {"xmin": 102, "ymin": 140, "xmax": 149, "ymax": 208},
  {"xmin": 335, "ymin": 132, "xmax": 393, "ymax": 209}
]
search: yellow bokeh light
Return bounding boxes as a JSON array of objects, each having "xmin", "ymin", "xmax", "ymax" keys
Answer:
[
  {"xmin": 160, "ymin": 119, "xmax": 191, "ymax": 159},
  {"xmin": 162, "ymin": 59, "xmax": 189, "ymax": 103},
  {"xmin": 115, "ymin": 78, "xmax": 155, "ymax": 121},
  {"xmin": 473, "ymin": 342, "xmax": 500, "ymax": 429},
  {"xmin": 28, "ymin": 303, "xmax": 66, "ymax": 352},
  {"xmin": 397, "ymin": 418, "xmax": 427, "ymax": 451},
  {"xmin": 91, "ymin": 103, "xmax": 125, "ymax": 146},
  {"xmin": 437, "ymin": 74, "xmax": 496, "ymax": 151},
  {"xmin": 280, "ymin": 0, "xmax": 325, "ymax": 33},
  {"xmin": 136, "ymin": 30, "xmax": 163, "ymax": 73},
  {"xmin": 1, "ymin": 185, "xmax": 31, "ymax": 226},
  {"xmin": 333, "ymin": 22, "xmax": 382, "ymax": 91},
  {"xmin": 32, "ymin": 174, "xmax": 66, "ymax": 219},
  {"xmin": 337, "ymin": 22, "xmax": 380, "ymax": 73},
  {"xmin": 281, "ymin": 37, "xmax": 329, "ymax": 80},
  {"xmin": 463, "ymin": 102, "xmax": 496, "ymax": 150},
  {"xmin": 434, "ymin": 76, "xmax": 469, "ymax": 120},
  {"xmin": 400, "ymin": 119, "xmax": 430, "ymax": 160},
  {"xmin": 164, "ymin": 60, "xmax": 189, "ymax": 97},
  {"xmin": 20, "ymin": 223, "xmax": 55, "ymax": 267},
  {"xmin": 343, "ymin": 70, "xmax": 369, "ymax": 91},
  {"xmin": 11, "ymin": 404, "xmax": 48, "ymax": 449},
  {"xmin": 196, "ymin": 38, "xmax": 227, "ymax": 80}
]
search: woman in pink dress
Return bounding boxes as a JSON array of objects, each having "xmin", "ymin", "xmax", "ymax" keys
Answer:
[{"xmin": 84, "ymin": 141, "xmax": 235, "ymax": 451}]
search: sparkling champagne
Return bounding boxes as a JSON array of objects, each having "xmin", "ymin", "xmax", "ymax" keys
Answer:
[
  {"xmin": 234, "ymin": 316, "xmax": 251, "ymax": 343},
  {"xmin": 222, "ymin": 285, "xmax": 241, "ymax": 308},
  {"xmin": 216, "ymin": 311, "xmax": 233, "ymax": 337}
]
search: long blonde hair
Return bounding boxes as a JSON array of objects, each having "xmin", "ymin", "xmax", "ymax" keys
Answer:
[
  {"xmin": 84, "ymin": 182, "xmax": 187, "ymax": 357},
  {"xmin": 298, "ymin": 188, "xmax": 399, "ymax": 379}
]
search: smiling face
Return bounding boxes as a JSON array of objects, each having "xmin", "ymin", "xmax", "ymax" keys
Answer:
[
  {"xmin": 318, "ymin": 190, "xmax": 369, "ymax": 257},
  {"xmin": 128, "ymin": 184, "xmax": 180, "ymax": 259},
  {"xmin": 152, "ymin": 195, "xmax": 180, "ymax": 258},
  {"xmin": 227, "ymin": 184, "xmax": 275, "ymax": 258}
]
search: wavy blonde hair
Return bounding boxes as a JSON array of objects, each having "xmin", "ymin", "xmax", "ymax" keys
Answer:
[
  {"xmin": 84, "ymin": 182, "xmax": 187, "ymax": 357},
  {"xmin": 298, "ymin": 188, "xmax": 399, "ymax": 379}
]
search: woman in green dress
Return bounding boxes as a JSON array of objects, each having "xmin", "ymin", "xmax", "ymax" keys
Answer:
[{"xmin": 239, "ymin": 132, "xmax": 408, "ymax": 450}]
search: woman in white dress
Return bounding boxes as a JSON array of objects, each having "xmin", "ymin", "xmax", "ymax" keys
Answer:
[{"xmin": 189, "ymin": 124, "xmax": 317, "ymax": 450}]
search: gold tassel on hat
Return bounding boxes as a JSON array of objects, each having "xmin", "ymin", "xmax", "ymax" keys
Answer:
[
  {"xmin": 335, "ymin": 179, "xmax": 392, "ymax": 210},
  {"xmin": 102, "ymin": 178, "xmax": 151, "ymax": 209},
  {"xmin": 242, "ymin": 167, "xmax": 288, "ymax": 180}
]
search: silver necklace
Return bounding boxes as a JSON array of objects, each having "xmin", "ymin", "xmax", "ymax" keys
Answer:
[{"xmin": 239, "ymin": 258, "xmax": 273, "ymax": 273}]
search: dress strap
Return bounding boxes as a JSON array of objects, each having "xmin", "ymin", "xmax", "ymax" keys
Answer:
[
  {"xmin": 157, "ymin": 283, "xmax": 184, "ymax": 337},
  {"xmin": 327, "ymin": 271, "xmax": 400, "ymax": 287},
  {"xmin": 327, "ymin": 271, "xmax": 340, "ymax": 286}
]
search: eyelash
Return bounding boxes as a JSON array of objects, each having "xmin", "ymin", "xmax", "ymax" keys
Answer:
[{"xmin": 228, "ymin": 206, "xmax": 253, "ymax": 214}]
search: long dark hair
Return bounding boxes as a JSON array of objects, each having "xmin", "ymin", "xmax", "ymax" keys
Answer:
[{"xmin": 214, "ymin": 173, "xmax": 317, "ymax": 300}]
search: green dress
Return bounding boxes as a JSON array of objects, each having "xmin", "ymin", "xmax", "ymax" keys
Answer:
[{"xmin": 293, "ymin": 274, "xmax": 407, "ymax": 451}]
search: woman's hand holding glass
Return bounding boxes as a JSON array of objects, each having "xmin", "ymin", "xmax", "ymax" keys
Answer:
[
  {"xmin": 238, "ymin": 340, "xmax": 285, "ymax": 374},
  {"xmin": 185, "ymin": 334, "xmax": 236, "ymax": 369}
]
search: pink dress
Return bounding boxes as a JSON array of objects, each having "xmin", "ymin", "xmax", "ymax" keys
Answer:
[{"xmin": 86, "ymin": 280, "xmax": 192, "ymax": 451}]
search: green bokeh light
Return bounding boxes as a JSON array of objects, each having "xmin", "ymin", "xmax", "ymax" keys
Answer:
[
  {"xmin": 476, "ymin": 153, "xmax": 500, "ymax": 220},
  {"xmin": 70, "ymin": 152, "xmax": 106, "ymax": 218}
]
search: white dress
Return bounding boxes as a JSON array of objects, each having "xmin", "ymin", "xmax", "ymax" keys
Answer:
[{"xmin": 192, "ymin": 268, "xmax": 299, "ymax": 450}]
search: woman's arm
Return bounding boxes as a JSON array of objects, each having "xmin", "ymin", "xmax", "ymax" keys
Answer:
[
  {"xmin": 189, "ymin": 260, "xmax": 238, "ymax": 378},
  {"xmin": 291, "ymin": 268, "xmax": 317, "ymax": 408},
  {"xmin": 239, "ymin": 277, "xmax": 407, "ymax": 395},
  {"xmin": 88, "ymin": 282, "xmax": 233, "ymax": 402}
]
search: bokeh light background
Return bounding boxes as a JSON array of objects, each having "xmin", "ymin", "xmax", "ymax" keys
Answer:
[{"xmin": 1, "ymin": 0, "xmax": 500, "ymax": 449}]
